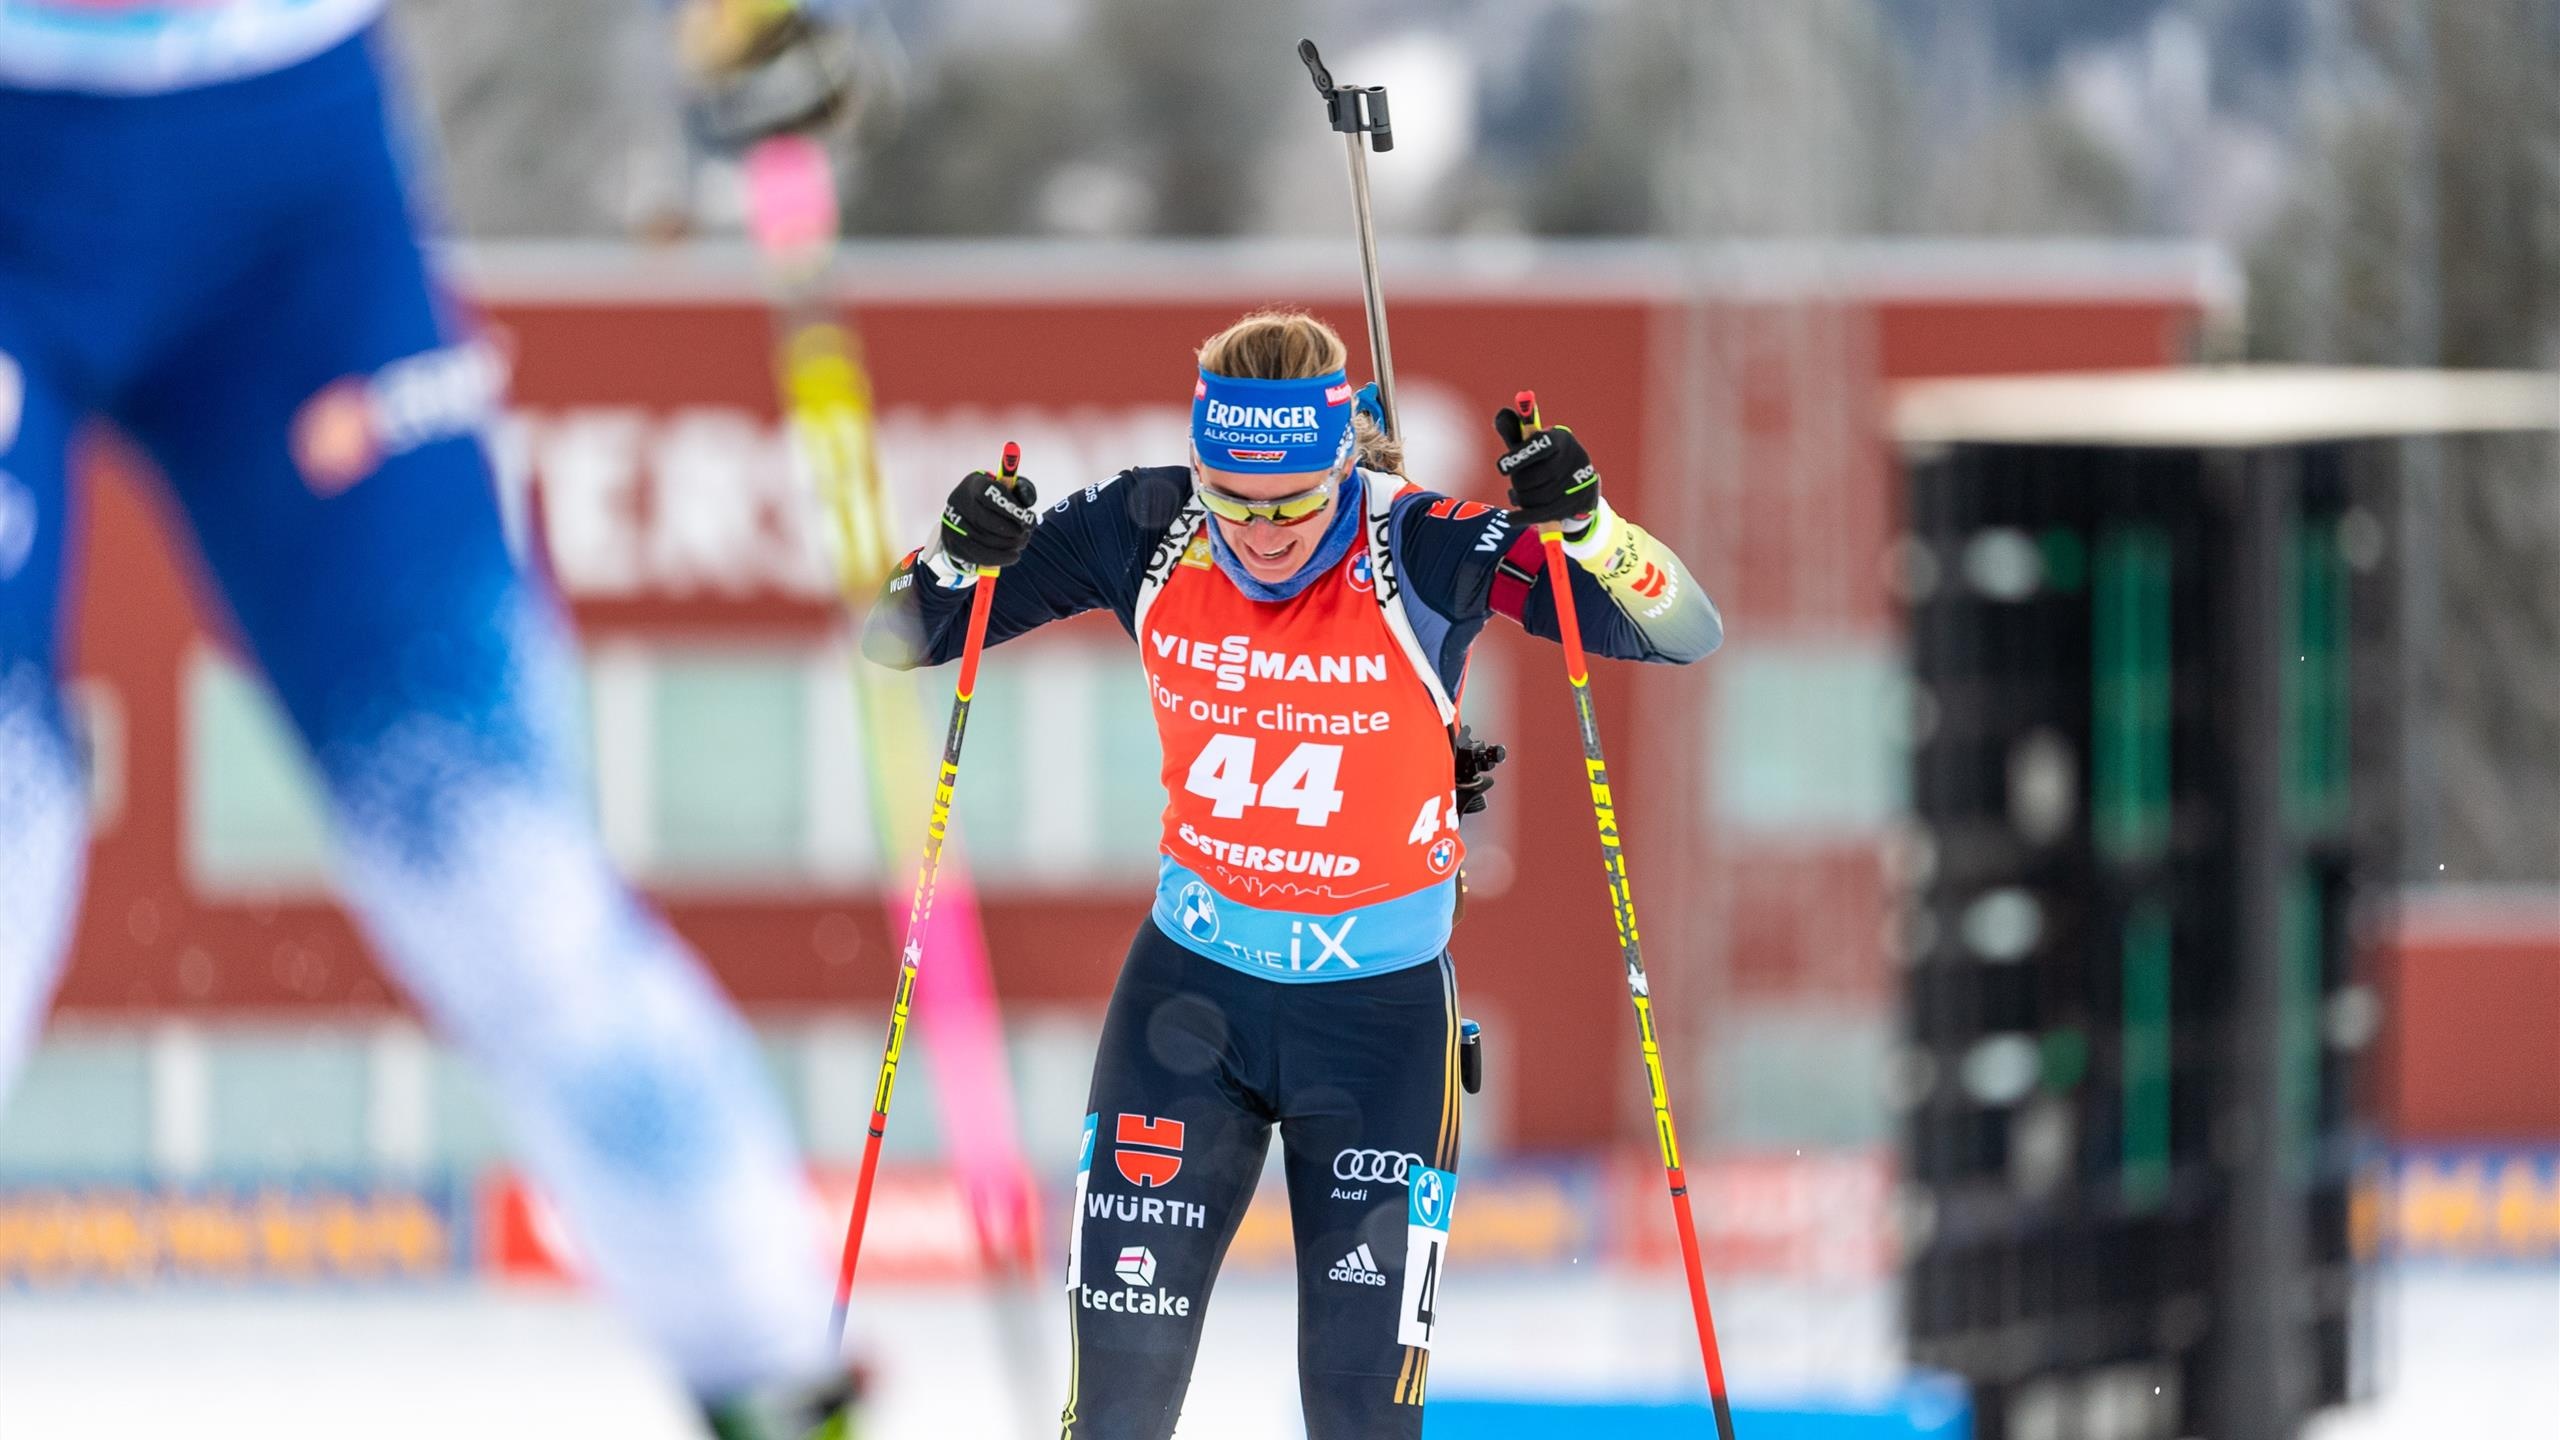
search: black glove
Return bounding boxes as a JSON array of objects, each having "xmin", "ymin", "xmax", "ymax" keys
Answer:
[
  {"xmin": 1493, "ymin": 406, "xmax": 1601, "ymax": 525},
  {"xmin": 680, "ymin": 1, "xmax": 864, "ymax": 147},
  {"xmin": 1453, "ymin": 725, "xmax": 1508, "ymax": 817},
  {"xmin": 939, "ymin": 470, "xmax": 1040, "ymax": 570}
]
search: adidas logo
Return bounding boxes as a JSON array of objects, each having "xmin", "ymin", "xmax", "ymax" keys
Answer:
[{"xmin": 1326, "ymin": 1243, "xmax": 1389, "ymax": 1287}]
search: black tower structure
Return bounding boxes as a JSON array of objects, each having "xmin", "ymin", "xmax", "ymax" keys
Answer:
[{"xmin": 1888, "ymin": 368, "xmax": 2557, "ymax": 1439}]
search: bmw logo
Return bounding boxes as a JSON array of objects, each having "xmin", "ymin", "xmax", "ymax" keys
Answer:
[
  {"xmin": 1345, "ymin": 550, "xmax": 1374, "ymax": 593},
  {"xmin": 1426, "ymin": 837, "xmax": 1457, "ymax": 875},
  {"xmin": 1411, "ymin": 1168, "xmax": 1448, "ymax": 1227},
  {"xmin": 1176, "ymin": 881, "xmax": 1220, "ymax": 941}
]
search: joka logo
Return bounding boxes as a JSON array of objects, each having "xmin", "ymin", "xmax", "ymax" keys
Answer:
[
  {"xmin": 1144, "ymin": 508, "xmax": 1203, "ymax": 587},
  {"xmin": 1115, "ymin": 1114, "xmax": 1185, "ymax": 1188},
  {"xmin": 1427, "ymin": 836, "xmax": 1458, "ymax": 875},
  {"xmin": 1334, "ymin": 1149, "xmax": 1426, "ymax": 1186},
  {"xmin": 1328, "ymin": 1243, "xmax": 1389, "ymax": 1287},
  {"xmin": 1176, "ymin": 881, "xmax": 1220, "ymax": 942},
  {"xmin": 1115, "ymin": 1246, "xmax": 1157, "ymax": 1287},
  {"xmin": 1368, "ymin": 509, "xmax": 1402, "ymax": 600},
  {"xmin": 1344, "ymin": 549, "xmax": 1374, "ymax": 593}
]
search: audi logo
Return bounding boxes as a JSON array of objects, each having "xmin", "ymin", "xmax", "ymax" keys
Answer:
[{"xmin": 1333, "ymin": 1149, "xmax": 1427, "ymax": 1185}]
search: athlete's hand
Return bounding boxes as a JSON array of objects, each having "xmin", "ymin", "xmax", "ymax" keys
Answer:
[
  {"xmin": 938, "ymin": 469, "xmax": 1041, "ymax": 570},
  {"xmin": 1454, "ymin": 725, "xmax": 1508, "ymax": 817},
  {"xmin": 1493, "ymin": 405, "xmax": 1601, "ymax": 526}
]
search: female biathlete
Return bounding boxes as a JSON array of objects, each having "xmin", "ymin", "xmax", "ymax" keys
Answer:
[{"xmin": 864, "ymin": 310, "xmax": 1721, "ymax": 1438}]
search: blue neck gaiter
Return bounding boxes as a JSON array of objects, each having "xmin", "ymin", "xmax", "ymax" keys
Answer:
[{"xmin": 1203, "ymin": 468, "xmax": 1367, "ymax": 603}]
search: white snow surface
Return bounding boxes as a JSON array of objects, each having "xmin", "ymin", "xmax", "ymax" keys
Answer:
[{"xmin": 0, "ymin": 1266, "xmax": 2546, "ymax": 1438}]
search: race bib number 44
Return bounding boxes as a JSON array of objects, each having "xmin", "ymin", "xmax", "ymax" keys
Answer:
[
  {"xmin": 1397, "ymin": 1164, "xmax": 1456, "ymax": 1349},
  {"xmin": 1184, "ymin": 734, "xmax": 1344, "ymax": 827}
]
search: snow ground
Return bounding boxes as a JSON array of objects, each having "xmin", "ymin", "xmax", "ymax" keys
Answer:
[{"xmin": 0, "ymin": 1267, "xmax": 2545, "ymax": 1438}]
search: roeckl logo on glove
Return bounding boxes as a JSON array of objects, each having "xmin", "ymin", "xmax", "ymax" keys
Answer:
[
  {"xmin": 978, "ymin": 481, "xmax": 1039, "ymax": 527},
  {"xmin": 1497, "ymin": 432, "xmax": 1555, "ymax": 474}
]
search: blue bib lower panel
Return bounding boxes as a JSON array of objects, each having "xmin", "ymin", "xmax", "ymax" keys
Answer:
[{"xmin": 1151, "ymin": 856, "xmax": 1455, "ymax": 983}]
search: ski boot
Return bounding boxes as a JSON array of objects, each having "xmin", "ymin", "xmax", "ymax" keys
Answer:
[{"xmin": 700, "ymin": 1369, "xmax": 862, "ymax": 1440}]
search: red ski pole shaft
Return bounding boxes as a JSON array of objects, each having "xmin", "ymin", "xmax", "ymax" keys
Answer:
[
  {"xmin": 1515, "ymin": 391, "xmax": 1737, "ymax": 1437},
  {"xmin": 829, "ymin": 441, "xmax": 1022, "ymax": 1351}
]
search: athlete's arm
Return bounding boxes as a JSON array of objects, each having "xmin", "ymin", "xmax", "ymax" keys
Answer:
[
  {"xmin": 1389, "ymin": 493, "xmax": 1721, "ymax": 675},
  {"xmin": 1488, "ymin": 404, "xmax": 1719, "ymax": 663},
  {"xmin": 1510, "ymin": 501, "xmax": 1723, "ymax": 660},
  {"xmin": 1385, "ymin": 408, "xmax": 1721, "ymax": 685},
  {"xmin": 860, "ymin": 466, "xmax": 1184, "ymax": 669}
]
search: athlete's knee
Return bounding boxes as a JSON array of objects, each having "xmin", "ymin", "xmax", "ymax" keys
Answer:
[
  {"xmin": 1066, "ymin": 1190, "xmax": 1211, "ymax": 1348},
  {"xmin": 1061, "ymin": 1149, "xmax": 1220, "ymax": 1424},
  {"xmin": 341, "ymin": 816, "xmax": 701, "ymax": 1048},
  {"xmin": 298, "ymin": 582, "xmax": 582, "ymax": 842},
  {"xmin": 364, "ymin": 872, "xmax": 762, "ymax": 1190},
  {"xmin": 1057, "ymin": 1322, "xmax": 1195, "ymax": 1440}
]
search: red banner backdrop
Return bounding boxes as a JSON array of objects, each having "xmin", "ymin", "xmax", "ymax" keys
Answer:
[{"xmin": 53, "ymin": 244, "xmax": 2206, "ymax": 1148}]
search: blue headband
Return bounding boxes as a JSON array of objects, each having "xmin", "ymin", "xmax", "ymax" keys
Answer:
[{"xmin": 1191, "ymin": 366, "xmax": 1357, "ymax": 475}]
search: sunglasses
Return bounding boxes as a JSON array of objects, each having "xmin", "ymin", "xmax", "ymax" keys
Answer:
[{"xmin": 1195, "ymin": 470, "xmax": 1340, "ymax": 528}]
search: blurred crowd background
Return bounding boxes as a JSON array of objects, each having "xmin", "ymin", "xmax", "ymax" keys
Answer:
[{"xmin": 391, "ymin": 0, "xmax": 2556, "ymax": 879}]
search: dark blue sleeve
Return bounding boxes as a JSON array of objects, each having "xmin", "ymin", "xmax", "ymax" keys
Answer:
[
  {"xmin": 860, "ymin": 466, "xmax": 1188, "ymax": 668},
  {"xmin": 1388, "ymin": 491, "xmax": 1721, "ymax": 693},
  {"xmin": 1381, "ymin": 493, "xmax": 1510, "ymax": 698}
]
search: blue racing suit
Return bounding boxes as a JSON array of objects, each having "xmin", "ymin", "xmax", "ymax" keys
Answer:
[
  {"xmin": 867, "ymin": 463, "xmax": 1720, "ymax": 1436},
  {"xmin": 0, "ymin": 20, "xmax": 834, "ymax": 1402}
]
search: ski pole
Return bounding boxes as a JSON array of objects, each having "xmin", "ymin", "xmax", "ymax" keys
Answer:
[
  {"xmin": 1515, "ymin": 390, "xmax": 1738, "ymax": 1439},
  {"xmin": 1298, "ymin": 38, "xmax": 1399, "ymax": 437},
  {"xmin": 828, "ymin": 440, "xmax": 1023, "ymax": 1350}
]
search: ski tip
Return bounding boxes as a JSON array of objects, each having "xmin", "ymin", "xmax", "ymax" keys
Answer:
[
  {"xmin": 999, "ymin": 440, "xmax": 1021, "ymax": 480},
  {"xmin": 1514, "ymin": 389, "xmax": 1540, "ymax": 431}
]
